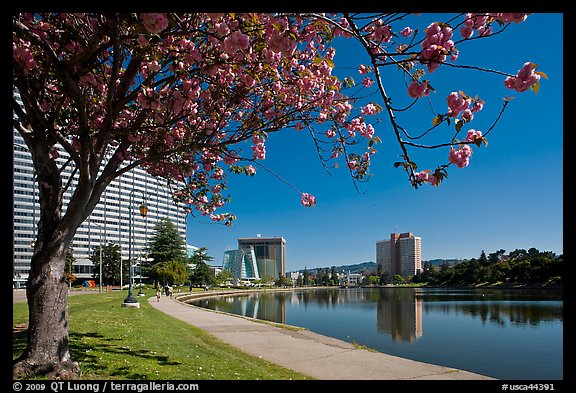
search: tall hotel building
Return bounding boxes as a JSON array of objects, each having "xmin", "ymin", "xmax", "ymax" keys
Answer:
[
  {"xmin": 376, "ymin": 232, "xmax": 422, "ymax": 277},
  {"xmin": 13, "ymin": 90, "xmax": 187, "ymax": 288},
  {"xmin": 224, "ymin": 237, "xmax": 286, "ymax": 280}
]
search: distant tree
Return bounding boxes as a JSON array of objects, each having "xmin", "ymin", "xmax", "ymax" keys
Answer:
[
  {"xmin": 479, "ymin": 250, "xmax": 489, "ymax": 266},
  {"xmin": 392, "ymin": 274, "xmax": 405, "ymax": 285},
  {"xmin": 330, "ymin": 266, "xmax": 339, "ymax": 285},
  {"xmin": 488, "ymin": 249, "xmax": 506, "ymax": 265},
  {"xmin": 89, "ymin": 242, "xmax": 122, "ymax": 285},
  {"xmin": 189, "ymin": 259, "xmax": 216, "ymax": 288},
  {"xmin": 367, "ymin": 275, "xmax": 380, "ymax": 286},
  {"xmin": 379, "ymin": 271, "xmax": 392, "ymax": 285},
  {"xmin": 275, "ymin": 276, "xmax": 293, "ymax": 287},
  {"xmin": 303, "ymin": 268, "xmax": 310, "ymax": 286},
  {"xmin": 189, "ymin": 247, "xmax": 214, "ymax": 265},
  {"xmin": 155, "ymin": 260, "xmax": 188, "ymax": 286},
  {"xmin": 296, "ymin": 274, "xmax": 304, "ymax": 287},
  {"xmin": 146, "ymin": 218, "xmax": 186, "ymax": 282},
  {"xmin": 216, "ymin": 269, "xmax": 233, "ymax": 286}
]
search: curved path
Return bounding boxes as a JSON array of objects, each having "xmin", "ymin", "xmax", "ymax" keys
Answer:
[{"xmin": 149, "ymin": 292, "xmax": 496, "ymax": 380}]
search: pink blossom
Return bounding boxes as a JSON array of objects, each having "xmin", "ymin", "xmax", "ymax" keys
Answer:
[
  {"xmin": 268, "ymin": 32, "xmax": 297, "ymax": 57},
  {"xmin": 407, "ymin": 80, "xmax": 431, "ymax": 98},
  {"xmin": 358, "ymin": 64, "xmax": 370, "ymax": 74},
  {"xmin": 245, "ymin": 165, "xmax": 256, "ymax": 175},
  {"xmin": 448, "ymin": 145, "xmax": 472, "ymax": 168},
  {"xmin": 140, "ymin": 13, "xmax": 169, "ymax": 34},
  {"xmin": 301, "ymin": 193, "xmax": 316, "ymax": 207},
  {"xmin": 504, "ymin": 62, "xmax": 541, "ymax": 92},
  {"xmin": 465, "ymin": 129, "xmax": 483, "ymax": 142},
  {"xmin": 361, "ymin": 77, "xmax": 374, "ymax": 87},
  {"xmin": 361, "ymin": 103, "xmax": 378, "ymax": 116},
  {"xmin": 401, "ymin": 27, "xmax": 413, "ymax": 37},
  {"xmin": 223, "ymin": 30, "xmax": 250, "ymax": 54}
]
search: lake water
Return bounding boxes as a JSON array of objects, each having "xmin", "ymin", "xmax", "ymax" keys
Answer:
[{"xmin": 189, "ymin": 287, "xmax": 563, "ymax": 380}]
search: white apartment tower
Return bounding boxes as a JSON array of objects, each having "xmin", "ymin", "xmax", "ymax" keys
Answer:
[
  {"xmin": 13, "ymin": 90, "xmax": 187, "ymax": 288},
  {"xmin": 376, "ymin": 232, "xmax": 422, "ymax": 277}
]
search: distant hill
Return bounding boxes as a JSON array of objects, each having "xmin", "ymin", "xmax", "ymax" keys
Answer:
[
  {"xmin": 425, "ymin": 258, "xmax": 463, "ymax": 267},
  {"xmin": 290, "ymin": 259, "xmax": 463, "ymax": 275}
]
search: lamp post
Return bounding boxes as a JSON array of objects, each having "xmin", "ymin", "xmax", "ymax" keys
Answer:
[
  {"xmin": 122, "ymin": 190, "xmax": 148, "ymax": 308},
  {"xmin": 92, "ymin": 221, "xmax": 104, "ymax": 293}
]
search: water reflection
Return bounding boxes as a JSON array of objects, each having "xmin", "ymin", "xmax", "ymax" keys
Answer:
[
  {"xmin": 189, "ymin": 287, "xmax": 562, "ymax": 380},
  {"xmin": 191, "ymin": 287, "xmax": 562, "ymax": 341}
]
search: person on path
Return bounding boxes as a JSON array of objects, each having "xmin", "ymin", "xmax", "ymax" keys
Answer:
[{"xmin": 156, "ymin": 288, "xmax": 161, "ymax": 302}]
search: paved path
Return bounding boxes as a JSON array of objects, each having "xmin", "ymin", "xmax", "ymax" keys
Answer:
[{"xmin": 149, "ymin": 293, "xmax": 496, "ymax": 380}]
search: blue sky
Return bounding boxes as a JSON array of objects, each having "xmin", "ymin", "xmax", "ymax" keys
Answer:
[{"xmin": 186, "ymin": 13, "xmax": 563, "ymax": 272}]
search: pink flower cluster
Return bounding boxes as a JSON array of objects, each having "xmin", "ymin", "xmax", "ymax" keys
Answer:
[
  {"xmin": 345, "ymin": 118, "xmax": 374, "ymax": 139},
  {"xmin": 364, "ymin": 20, "xmax": 393, "ymax": 43},
  {"xmin": 448, "ymin": 144, "xmax": 472, "ymax": 168},
  {"xmin": 465, "ymin": 129, "xmax": 483, "ymax": 143},
  {"xmin": 223, "ymin": 30, "xmax": 250, "ymax": 54},
  {"xmin": 301, "ymin": 193, "xmax": 316, "ymax": 207},
  {"xmin": 414, "ymin": 171, "xmax": 438, "ymax": 186},
  {"xmin": 361, "ymin": 103, "xmax": 378, "ymax": 116},
  {"xmin": 140, "ymin": 13, "xmax": 169, "ymax": 34},
  {"xmin": 460, "ymin": 13, "xmax": 493, "ymax": 39},
  {"xmin": 408, "ymin": 80, "xmax": 431, "ymax": 98},
  {"xmin": 493, "ymin": 13, "xmax": 530, "ymax": 23},
  {"xmin": 504, "ymin": 62, "xmax": 541, "ymax": 92},
  {"xmin": 401, "ymin": 27, "xmax": 413, "ymax": 37},
  {"xmin": 420, "ymin": 22, "xmax": 457, "ymax": 72},
  {"xmin": 447, "ymin": 91, "xmax": 483, "ymax": 120},
  {"xmin": 12, "ymin": 41, "xmax": 37, "ymax": 74},
  {"xmin": 268, "ymin": 31, "xmax": 297, "ymax": 57},
  {"xmin": 251, "ymin": 135, "xmax": 266, "ymax": 160}
]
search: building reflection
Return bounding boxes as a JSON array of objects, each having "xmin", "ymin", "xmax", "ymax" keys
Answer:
[
  {"xmin": 221, "ymin": 293, "xmax": 287, "ymax": 324},
  {"xmin": 376, "ymin": 289, "xmax": 422, "ymax": 341}
]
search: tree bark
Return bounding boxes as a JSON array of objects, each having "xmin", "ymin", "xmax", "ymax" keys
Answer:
[{"xmin": 13, "ymin": 242, "xmax": 80, "ymax": 379}]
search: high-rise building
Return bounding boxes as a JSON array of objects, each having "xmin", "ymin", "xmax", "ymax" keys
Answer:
[
  {"xmin": 13, "ymin": 90, "xmax": 187, "ymax": 288},
  {"xmin": 376, "ymin": 232, "xmax": 422, "ymax": 277},
  {"xmin": 237, "ymin": 237, "xmax": 286, "ymax": 279},
  {"xmin": 222, "ymin": 247, "xmax": 260, "ymax": 280}
]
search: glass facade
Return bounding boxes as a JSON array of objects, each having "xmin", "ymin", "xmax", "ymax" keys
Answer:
[
  {"xmin": 222, "ymin": 247, "xmax": 259, "ymax": 280},
  {"xmin": 238, "ymin": 237, "xmax": 286, "ymax": 279}
]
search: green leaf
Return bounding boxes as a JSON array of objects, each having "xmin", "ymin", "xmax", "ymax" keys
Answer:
[{"xmin": 454, "ymin": 119, "xmax": 463, "ymax": 132}]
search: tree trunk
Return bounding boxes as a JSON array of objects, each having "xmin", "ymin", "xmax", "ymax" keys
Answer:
[{"xmin": 13, "ymin": 242, "xmax": 80, "ymax": 379}]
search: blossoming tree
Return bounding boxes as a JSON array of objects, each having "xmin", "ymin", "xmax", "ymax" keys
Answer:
[{"xmin": 12, "ymin": 12, "xmax": 543, "ymax": 378}]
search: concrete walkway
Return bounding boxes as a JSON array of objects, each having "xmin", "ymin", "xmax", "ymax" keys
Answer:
[{"xmin": 148, "ymin": 293, "xmax": 496, "ymax": 380}]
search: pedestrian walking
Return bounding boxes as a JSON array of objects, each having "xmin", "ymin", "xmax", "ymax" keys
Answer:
[{"xmin": 156, "ymin": 288, "xmax": 161, "ymax": 302}]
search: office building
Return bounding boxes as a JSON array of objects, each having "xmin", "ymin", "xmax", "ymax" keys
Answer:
[
  {"xmin": 237, "ymin": 237, "xmax": 286, "ymax": 279},
  {"xmin": 222, "ymin": 248, "xmax": 260, "ymax": 280},
  {"xmin": 13, "ymin": 90, "xmax": 187, "ymax": 288},
  {"xmin": 376, "ymin": 232, "xmax": 422, "ymax": 277}
]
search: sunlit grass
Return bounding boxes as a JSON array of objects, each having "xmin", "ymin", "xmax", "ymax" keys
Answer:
[{"xmin": 13, "ymin": 290, "xmax": 312, "ymax": 380}]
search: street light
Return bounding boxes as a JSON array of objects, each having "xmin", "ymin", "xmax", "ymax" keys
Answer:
[
  {"xmin": 122, "ymin": 190, "xmax": 148, "ymax": 308},
  {"xmin": 92, "ymin": 221, "xmax": 104, "ymax": 293}
]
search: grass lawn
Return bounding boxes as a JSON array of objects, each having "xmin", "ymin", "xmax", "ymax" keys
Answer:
[{"xmin": 13, "ymin": 289, "xmax": 312, "ymax": 380}]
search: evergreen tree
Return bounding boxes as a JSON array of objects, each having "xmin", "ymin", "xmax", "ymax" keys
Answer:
[
  {"xmin": 89, "ymin": 242, "xmax": 122, "ymax": 285},
  {"xmin": 146, "ymin": 218, "xmax": 186, "ymax": 282}
]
